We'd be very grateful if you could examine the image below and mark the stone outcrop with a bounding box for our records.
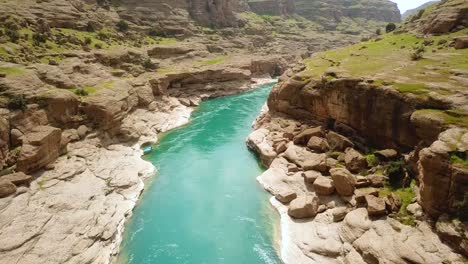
[418,128,468,218]
[268,76,422,150]
[16,126,62,173]
[287,194,319,219]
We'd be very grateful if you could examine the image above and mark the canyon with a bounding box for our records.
[0,0,466,263]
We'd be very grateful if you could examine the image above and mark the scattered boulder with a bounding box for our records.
[365,195,387,216]
[307,136,329,152]
[77,125,88,139]
[355,188,379,205]
[326,131,354,151]
[344,148,367,173]
[313,175,335,195]
[0,181,16,198]
[384,193,402,213]
[0,172,32,186]
[367,174,386,187]
[355,176,371,188]
[303,153,329,172]
[375,149,398,161]
[288,194,319,219]
[330,167,356,196]
[454,36,468,49]
[407,203,423,218]
[332,207,349,222]
[275,188,297,204]
[10,128,24,147]
[302,170,321,184]
[293,126,324,145]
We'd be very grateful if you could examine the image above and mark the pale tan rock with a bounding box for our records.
[344,148,367,173]
[0,172,32,186]
[365,195,387,216]
[275,188,297,204]
[302,170,321,184]
[313,175,335,195]
[339,208,371,243]
[0,181,16,198]
[326,131,354,151]
[288,194,319,219]
[307,136,329,152]
[293,126,324,145]
[330,167,356,196]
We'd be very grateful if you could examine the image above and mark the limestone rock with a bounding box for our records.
[0,172,32,186]
[365,195,387,216]
[355,188,379,205]
[330,167,356,196]
[246,129,277,166]
[367,174,386,187]
[375,149,398,160]
[288,194,319,219]
[307,136,329,152]
[326,131,354,151]
[339,208,371,243]
[436,214,468,256]
[275,188,297,204]
[332,207,348,222]
[344,148,367,173]
[77,125,88,139]
[302,170,321,184]
[293,126,324,145]
[384,193,402,213]
[313,175,335,195]
[0,181,16,198]
[454,36,468,49]
[16,126,62,173]
[407,203,423,217]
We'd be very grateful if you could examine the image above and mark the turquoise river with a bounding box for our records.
[119,83,281,264]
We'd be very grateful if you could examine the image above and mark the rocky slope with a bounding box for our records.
[248,0,468,262]
[402,1,439,21]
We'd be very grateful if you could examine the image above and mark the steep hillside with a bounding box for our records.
[402,1,439,21]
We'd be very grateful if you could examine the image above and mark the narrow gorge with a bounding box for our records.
[0,0,466,264]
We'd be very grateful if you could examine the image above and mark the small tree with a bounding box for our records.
[386,22,396,33]
[8,95,27,112]
[32,33,47,46]
[6,29,20,43]
[376,28,382,35]
[116,20,129,32]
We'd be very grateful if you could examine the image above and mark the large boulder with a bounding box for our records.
[326,131,354,151]
[16,126,62,173]
[365,195,387,216]
[330,167,356,196]
[246,128,277,166]
[0,172,32,186]
[288,194,319,219]
[344,148,367,173]
[0,181,16,198]
[313,175,335,195]
[293,126,324,145]
[307,136,329,152]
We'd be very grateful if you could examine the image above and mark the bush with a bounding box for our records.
[410,45,425,61]
[74,89,89,96]
[385,160,406,188]
[385,23,396,33]
[32,33,47,46]
[8,95,27,111]
[94,43,103,49]
[143,58,156,70]
[6,29,20,43]
[84,37,92,45]
[375,28,381,35]
[116,20,129,32]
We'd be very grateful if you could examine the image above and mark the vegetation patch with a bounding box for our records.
[379,180,417,226]
[450,152,468,168]
[0,67,25,75]
[414,109,468,127]
[196,56,228,66]
[393,82,428,95]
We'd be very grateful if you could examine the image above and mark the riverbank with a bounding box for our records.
[117,80,280,264]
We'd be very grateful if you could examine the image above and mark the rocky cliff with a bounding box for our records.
[249,0,468,260]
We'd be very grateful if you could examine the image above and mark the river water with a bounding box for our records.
[118,83,281,264]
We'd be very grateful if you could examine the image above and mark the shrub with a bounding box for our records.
[32,33,47,46]
[94,43,103,49]
[375,28,381,35]
[6,29,20,43]
[8,95,27,111]
[116,20,129,32]
[84,37,92,45]
[385,160,406,188]
[97,31,109,40]
[366,154,379,167]
[410,45,425,61]
[385,23,396,33]
[143,58,156,69]
[74,89,89,96]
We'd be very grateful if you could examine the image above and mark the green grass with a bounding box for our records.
[450,152,468,168]
[414,109,468,127]
[0,67,25,75]
[196,56,228,66]
[379,180,416,225]
[365,154,379,167]
[70,81,115,96]
[393,82,428,94]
